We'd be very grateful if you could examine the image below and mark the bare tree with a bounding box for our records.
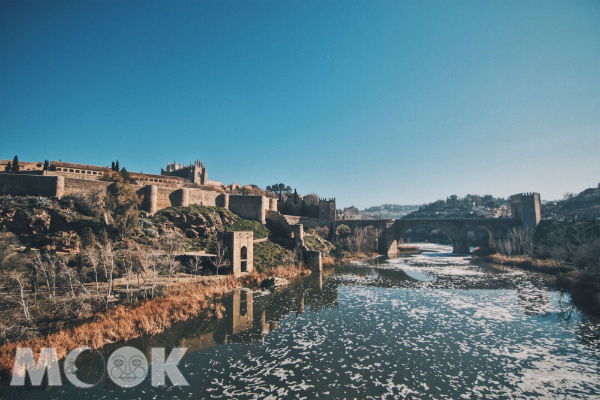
[83,247,101,298]
[212,239,230,275]
[162,233,183,285]
[507,227,535,257]
[97,241,116,309]
[9,272,30,321]
[188,256,202,281]
[59,255,76,297]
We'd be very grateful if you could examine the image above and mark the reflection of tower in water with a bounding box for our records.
[517,284,550,316]
[231,289,254,335]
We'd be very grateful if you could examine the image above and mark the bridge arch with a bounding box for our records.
[378,218,521,256]
[397,222,454,248]
[463,223,495,248]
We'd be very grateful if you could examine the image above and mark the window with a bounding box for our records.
[240,246,248,273]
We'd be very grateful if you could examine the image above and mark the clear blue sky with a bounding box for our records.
[1,1,598,208]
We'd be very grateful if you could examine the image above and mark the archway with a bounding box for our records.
[401,224,452,246]
[240,246,248,272]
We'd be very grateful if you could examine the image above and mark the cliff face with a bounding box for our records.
[0,196,93,251]
[152,205,269,240]
[0,196,269,254]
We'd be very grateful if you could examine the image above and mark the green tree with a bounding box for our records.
[43,160,49,171]
[111,161,115,171]
[120,167,131,183]
[5,161,11,172]
[106,182,140,238]
[115,160,120,172]
[12,155,19,171]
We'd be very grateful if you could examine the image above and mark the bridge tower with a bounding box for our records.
[510,193,541,228]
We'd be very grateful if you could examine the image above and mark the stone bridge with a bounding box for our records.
[334,218,522,255]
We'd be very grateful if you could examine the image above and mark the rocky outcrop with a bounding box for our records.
[153,207,238,238]
[261,277,290,288]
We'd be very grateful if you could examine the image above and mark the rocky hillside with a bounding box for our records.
[0,195,100,252]
[0,196,269,253]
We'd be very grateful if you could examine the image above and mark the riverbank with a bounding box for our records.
[482,254,566,274]
[482,253,600,316]
[0,266,311,377]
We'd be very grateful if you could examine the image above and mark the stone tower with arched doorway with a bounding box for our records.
[226,231,254,277]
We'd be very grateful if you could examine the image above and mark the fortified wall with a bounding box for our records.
[0,173,275,224]
[0,174,65,197]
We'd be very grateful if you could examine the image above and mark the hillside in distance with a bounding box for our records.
[404,194,510,219]
[361,204,419,219]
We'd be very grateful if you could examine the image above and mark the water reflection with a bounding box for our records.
[4,244,600,399]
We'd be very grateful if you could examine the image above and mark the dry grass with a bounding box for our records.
[398,245,420,254]
[0,265,311,377]
[0,278,240,376]
[322,256,335,267]
[484,254,564,273]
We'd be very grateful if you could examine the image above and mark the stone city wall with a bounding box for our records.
[0,173,273,224]
[188,189,221,207]
[0,173,64,197]
[62,178,111,196]
[229,195,269,224]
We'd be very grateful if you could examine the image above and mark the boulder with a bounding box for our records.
[261,277,290,288]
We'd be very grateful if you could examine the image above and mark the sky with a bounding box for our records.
[1,0,598,209]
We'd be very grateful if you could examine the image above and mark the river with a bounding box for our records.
[4,243,600,399]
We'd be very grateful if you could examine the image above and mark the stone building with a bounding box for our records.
[0,159,44,172]
[161,160,208,186]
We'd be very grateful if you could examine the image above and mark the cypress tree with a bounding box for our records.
[12,155,19,171]
[5,162,11,172]
[43,160,49,171]
[115,160,120,172]
[111,161,115,171]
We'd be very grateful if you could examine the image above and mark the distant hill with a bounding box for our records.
[543,184,600,221]
[361,204,419,219]
[404,194,509,219]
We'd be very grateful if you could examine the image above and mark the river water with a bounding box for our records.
[4,243,600,399]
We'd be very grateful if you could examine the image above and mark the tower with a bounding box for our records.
[510,193,541,228]
[226,231,254,276]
